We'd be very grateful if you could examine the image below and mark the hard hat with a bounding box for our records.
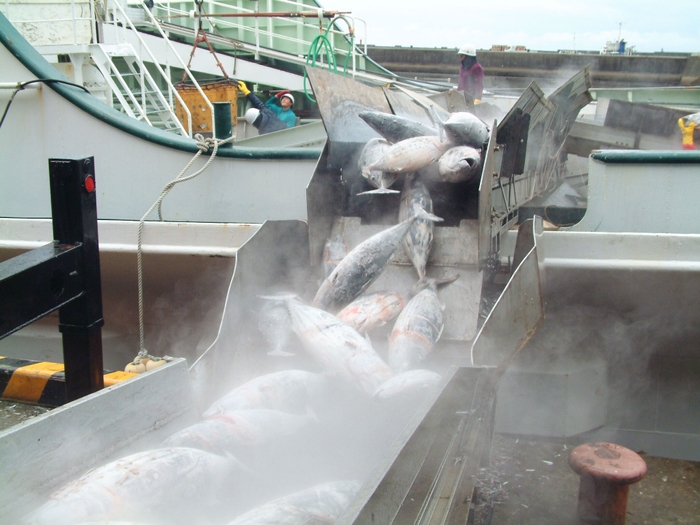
[281,93,294,105]
[245,108,260,125]
[457,44,477,56]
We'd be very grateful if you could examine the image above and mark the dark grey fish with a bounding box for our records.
[437,145,482,183]
[399,173,436,283]
[357,137,400,195]
[312,209,442,313]
[443,112,490,148]
[359,110,438,143]
[225,480,361,525]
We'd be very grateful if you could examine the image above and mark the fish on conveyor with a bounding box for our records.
[442,112,490,148]
[359,110,438,143]
[437,145,482,183]
[257,296,295,356]
[387,277,458,373]
[285,298,394,396]
[363,135,454,175]
[323,234,348,278]
[225,480,361,525]
[202,369,328,417]
[22,447,248,525]
[335,290,411,334]
[356,137,400,195]
[313,209,442,313]
[399,173,437,283]
[373,369,442,402]
[161,409,319,453]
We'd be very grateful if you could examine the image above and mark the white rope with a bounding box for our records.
[135,133,236,361]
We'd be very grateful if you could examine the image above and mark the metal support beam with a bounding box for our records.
[0,157,104,402]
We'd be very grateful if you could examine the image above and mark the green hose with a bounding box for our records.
[303,16,355,103]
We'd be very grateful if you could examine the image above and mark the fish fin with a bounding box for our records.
[412,206,444,223]
[267,348,296,357]
[357,187,400,196]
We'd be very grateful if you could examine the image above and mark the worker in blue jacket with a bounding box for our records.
[238,80,287,135]
[265,89,297,128]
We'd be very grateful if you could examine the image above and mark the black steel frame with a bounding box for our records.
[0,157,104,401]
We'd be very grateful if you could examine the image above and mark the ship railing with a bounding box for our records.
[149,0,366,77]
[103,0,220,137]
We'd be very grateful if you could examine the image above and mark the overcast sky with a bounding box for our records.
[321,0,700,54]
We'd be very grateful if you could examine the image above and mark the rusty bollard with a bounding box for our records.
[569,442,647,524]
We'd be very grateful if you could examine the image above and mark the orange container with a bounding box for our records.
[175,79,238,135]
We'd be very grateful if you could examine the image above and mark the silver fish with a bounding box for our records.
[313,210,441,312]
[258,296,295,357]
[373,369,442,402]
[323,234,348,278]
[226,480,361,525]
[437,145,482,183]
[23,447,246,525]
[388,279,452,373]
[357,137,400,195]
[364,135,454,175]
[203,369,328,417]
[442,112,490,148]
[285,299,394,396]
[161,409,319,452]
[359,110,438,143]
[336,290,410,334]
[683,111,700,126]
[399,173,437,283]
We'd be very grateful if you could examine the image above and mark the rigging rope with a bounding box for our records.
[132,133,235,369]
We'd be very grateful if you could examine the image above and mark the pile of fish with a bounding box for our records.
[20,108,490,525]
[357,109,488,194]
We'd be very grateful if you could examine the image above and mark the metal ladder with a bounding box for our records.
[90,43,188,135]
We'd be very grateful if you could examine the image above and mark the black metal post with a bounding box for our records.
[49,157,105,401]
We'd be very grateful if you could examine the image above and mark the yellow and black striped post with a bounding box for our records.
[0,356,136,407]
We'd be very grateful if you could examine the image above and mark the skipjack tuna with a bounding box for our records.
[313,210,441,313]
[161,408,319,452]
[442,112,490,148]
[225,480,361,525]
[373,369,443,403]
[399,173,437,283]
[335,290,411,334]
[357,137,400,195]
[285,298,394,396]
[437,145,482,183]
[21,447,248,525]
[358,110,438,143]
[203,369,328,417]
[388,277,458,373]
[363,135,454,175]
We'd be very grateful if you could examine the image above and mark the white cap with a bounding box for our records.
[457,44,477,56]
[281,93,294,105]
[245,108,260,125]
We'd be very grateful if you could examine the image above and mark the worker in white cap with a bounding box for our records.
[457,44,484,103]
[264,89,297,128]
[238,80,288,135]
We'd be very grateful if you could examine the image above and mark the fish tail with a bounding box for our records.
[267,348,296,357]
[357,187,401,196]
[412,206,443,223]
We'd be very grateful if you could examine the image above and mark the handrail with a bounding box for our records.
[106,0,216,136]
[0,11,323,159]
